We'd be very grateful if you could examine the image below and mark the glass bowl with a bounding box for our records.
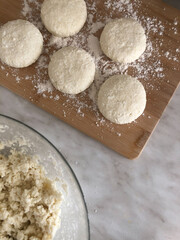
[0,114,90,240]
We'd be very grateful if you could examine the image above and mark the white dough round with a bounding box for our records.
[48,46,95,94]
[100,18,146,63]
[0,19,43,68]
[41,0,87,37]
[98,75,146,124]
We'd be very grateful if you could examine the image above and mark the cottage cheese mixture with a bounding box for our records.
[0,151,62,240]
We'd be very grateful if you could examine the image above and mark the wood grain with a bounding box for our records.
[0,0,179,159]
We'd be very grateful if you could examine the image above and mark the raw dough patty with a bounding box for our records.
[98,74,146,124]
[48,46,95,94]
[0,19,43,68]
[41,0,87,37]
[100,18,146,63]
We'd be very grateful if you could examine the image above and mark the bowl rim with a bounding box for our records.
[0,113,90,240]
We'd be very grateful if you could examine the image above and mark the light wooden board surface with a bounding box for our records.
[0,0,179,159]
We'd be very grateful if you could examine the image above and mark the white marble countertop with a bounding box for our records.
[0,85,180,239]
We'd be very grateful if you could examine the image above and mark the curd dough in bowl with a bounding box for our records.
[0,151,62,240]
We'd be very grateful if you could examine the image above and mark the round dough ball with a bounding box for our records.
[0,19,43,68]
[48,46,95,94]
[41,0,87,37]
[100,18,146,63]
[98,75,146,124]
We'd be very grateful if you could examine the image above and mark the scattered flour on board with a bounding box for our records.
[0,0,179,132]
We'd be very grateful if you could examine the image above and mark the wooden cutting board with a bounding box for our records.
[0,0,179,159]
